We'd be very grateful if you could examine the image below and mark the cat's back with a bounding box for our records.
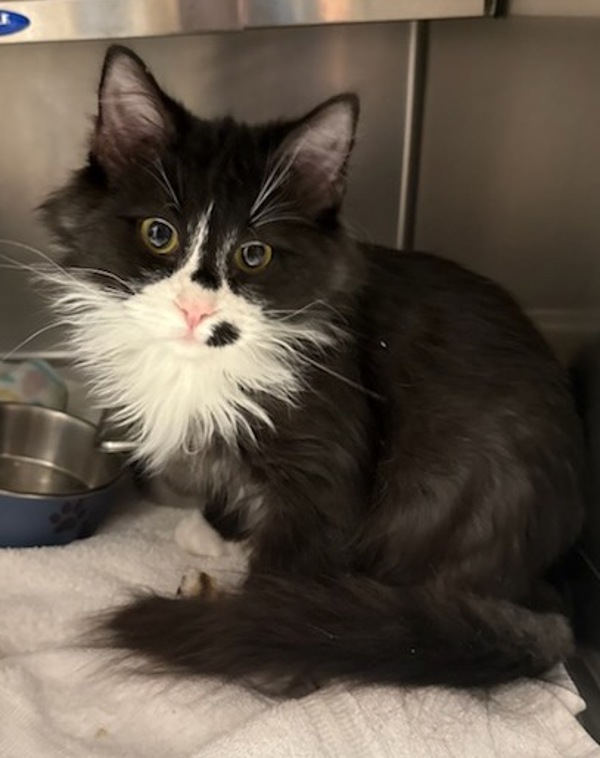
[361,245,558,372]
[359,244,581,474]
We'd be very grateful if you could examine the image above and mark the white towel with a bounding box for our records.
[0,496,598,758]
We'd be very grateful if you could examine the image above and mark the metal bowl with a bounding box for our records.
[0,402,126,548]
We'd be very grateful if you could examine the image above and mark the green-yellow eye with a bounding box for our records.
[234,242,272,273]
[140,218,179,255]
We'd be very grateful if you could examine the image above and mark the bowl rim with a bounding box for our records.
[0,402,126,500]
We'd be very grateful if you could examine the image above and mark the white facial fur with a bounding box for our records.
[45,212,334,471]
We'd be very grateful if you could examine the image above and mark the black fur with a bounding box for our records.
[103,577,573,692]
[191,267,220,291]
[203,490,249,541]
[43,46,584,695]
[206,322,240,348]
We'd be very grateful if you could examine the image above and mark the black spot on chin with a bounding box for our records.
[207,322,240,348]
[191,267,220,290]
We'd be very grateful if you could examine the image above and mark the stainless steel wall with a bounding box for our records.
[418,16,600,359]
[0,23,409,356]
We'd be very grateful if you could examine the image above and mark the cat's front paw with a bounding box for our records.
[176,569,219,599]
[174,510,234,558]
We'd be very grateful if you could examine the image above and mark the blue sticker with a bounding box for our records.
[0,10,30,36]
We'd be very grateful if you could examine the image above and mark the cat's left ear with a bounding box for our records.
[92,45,174,173]
[278,94,359,219]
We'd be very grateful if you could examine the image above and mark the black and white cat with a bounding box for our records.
[42,45,583,694]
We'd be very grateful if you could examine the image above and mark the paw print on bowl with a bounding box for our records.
[49,499,91,537]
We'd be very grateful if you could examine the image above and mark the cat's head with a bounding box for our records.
[41,45,363,469]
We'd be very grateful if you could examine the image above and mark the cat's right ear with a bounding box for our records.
[92,46,173,173]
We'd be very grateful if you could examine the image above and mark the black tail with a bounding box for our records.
[101,576,574,694]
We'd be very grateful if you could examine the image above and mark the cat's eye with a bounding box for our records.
[140,218,179,255]
[234,242,273,273]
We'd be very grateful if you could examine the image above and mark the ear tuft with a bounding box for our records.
[92,45,172,173]
[278,94,359,218]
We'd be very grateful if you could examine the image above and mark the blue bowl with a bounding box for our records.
[0,403,126,548]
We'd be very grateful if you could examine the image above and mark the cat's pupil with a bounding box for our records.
[241,243,267,268]
[148,221,173,249]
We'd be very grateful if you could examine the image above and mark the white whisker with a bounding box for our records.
[0,254,71,284]
[155,158,182,212]
[252,213,306,230]
[0,322,63,363]
[0,258,47,276]
[298,353,383,401]
[265,299,351,327]
[175,160,184,204]
[0,239,66,275]
[250,149,296,223]
[141,160,182,212]
[69,266,137,294]
[0,245,130,302]
[0,240,134,306]
[251,197,293,226]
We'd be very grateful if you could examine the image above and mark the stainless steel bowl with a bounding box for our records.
[0,403,126,547]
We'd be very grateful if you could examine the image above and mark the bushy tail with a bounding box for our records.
[101,575,573,694]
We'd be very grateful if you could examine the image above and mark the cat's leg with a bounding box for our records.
[174,509,236,558]
[176,569,220,599]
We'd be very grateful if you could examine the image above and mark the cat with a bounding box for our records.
[40,44,584,695]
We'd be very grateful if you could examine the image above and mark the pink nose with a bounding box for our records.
[176,299,216,329]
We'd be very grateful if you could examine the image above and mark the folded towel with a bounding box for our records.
[0,497,598,758]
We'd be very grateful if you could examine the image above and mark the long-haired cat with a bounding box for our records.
[41,45,583,695]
